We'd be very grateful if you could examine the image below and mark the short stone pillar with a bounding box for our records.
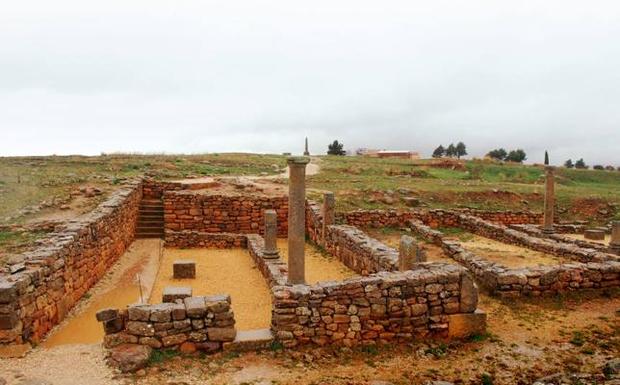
[542,166,555,234]
[584,229,605,240]
[173,260,196,279]
[321,192,335,244]
[609,221,620,255]
[399,235,425,271]
[263,209,279,258]
[287,156,310,284]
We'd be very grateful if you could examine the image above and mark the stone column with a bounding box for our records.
[398,235,417,271]
[610,221,620,255]
[263,209,279,258]
[287,156,310,284]
[543,166,555,234]
[321,192,335,245]
[303,137,310,156]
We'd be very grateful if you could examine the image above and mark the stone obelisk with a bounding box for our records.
[303,137,310,156]
[287,156,310,284]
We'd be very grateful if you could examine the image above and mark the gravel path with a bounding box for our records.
[0,344,120,385]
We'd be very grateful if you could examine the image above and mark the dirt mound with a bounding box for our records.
[428,159,466,171]
[569,197,616,219]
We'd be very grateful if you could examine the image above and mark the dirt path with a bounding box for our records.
[0,344,118,385]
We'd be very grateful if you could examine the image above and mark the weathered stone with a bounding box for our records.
[207,327,236,342]
[610,221,620,255]
[584,229,605,240]
[287,156,310,284]
[447,310,486,338]
[0,281,17,304]
[149,303,174,323]
[95,308,119,322]
[263,210,279,258]
[127,305,151,322]
[459,274,478,313]
[173,260,196,279]
[103,317,124,334]
[542,166,555,233]
[398,235,417,271]
[162,286,192,303]
[162,333,187,347]
[184,296,206,318]
[107,344,152,373]
[126,321,154,336]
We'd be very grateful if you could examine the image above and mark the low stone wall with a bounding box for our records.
[271,264,483,347]
[165,230,247,249]
[323,226,398,275]
[453,213,616,264]
[511,224,609,252]
[97,295,236,353]
[163,191,288,236]
[340,208,543,229]
[407,219,620,297]
[143,179,221,199]
[0,181,142,346]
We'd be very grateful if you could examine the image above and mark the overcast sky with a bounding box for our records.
[1,1,619,165]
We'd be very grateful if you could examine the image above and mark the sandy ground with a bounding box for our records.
[42,239,162,347]
[564,233,611,245]
[277,239,358,284]
[150,247,273,330]
[456,234,569,268]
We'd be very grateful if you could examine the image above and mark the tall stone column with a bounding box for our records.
[398,235,417,271]
[263,209,279,258]
[610,221,620,255]
[287,157,310,284]
[303,137,310,156]
[321,192,335,245]
[543,166,555,234]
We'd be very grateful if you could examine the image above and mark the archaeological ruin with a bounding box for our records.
[2,156,619,373]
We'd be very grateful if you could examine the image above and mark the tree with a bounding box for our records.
[446,143,456,158]
[575,158,587,169]
[327,140,346,156]
[605,165,615,171]
[564,159,574,168]
[593,165,604,170]
[455,142,467,159]
[432,145,445,158]
[505,149,527,163]
[487,148,507,161]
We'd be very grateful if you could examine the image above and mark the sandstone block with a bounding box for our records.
[173,260,196,279]
[447,310,486,338]
[96,308,119,322]
[184,296,207,318]
[208,327,236,342]
[162,286,192,303]
[108,344,152,373]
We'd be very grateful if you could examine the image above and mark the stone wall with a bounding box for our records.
[97,295,236,353]
[340,208,543,229]
[165,230,247,249]
[407,219,620,297]
[142,179,221,199]
[0,181,142,346]
[270,265,483,347]
[163,191,288,236]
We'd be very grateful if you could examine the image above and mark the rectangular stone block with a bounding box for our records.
[207,327,236,342]
[0,313,18,330]
[0,281,17,304]
[184,296,207,318]
[173,260,196,279]
[96,308,119,322]
[447,310,486,338]
[162,286,193,303]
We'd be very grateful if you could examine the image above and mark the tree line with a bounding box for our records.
[486,148,527,163]
[432,142,467,159]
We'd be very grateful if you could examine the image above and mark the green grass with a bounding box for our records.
[0,153,287,221]
[307,156,620,220]
[0,230,44,264]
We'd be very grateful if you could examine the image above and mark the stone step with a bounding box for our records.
[223,328,274,352]
[135,233,163,239]
[139,207,164,213]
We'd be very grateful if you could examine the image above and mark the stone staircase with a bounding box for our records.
[136,198,164,238]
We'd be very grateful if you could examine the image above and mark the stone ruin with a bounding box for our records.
[2,155,618,371]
